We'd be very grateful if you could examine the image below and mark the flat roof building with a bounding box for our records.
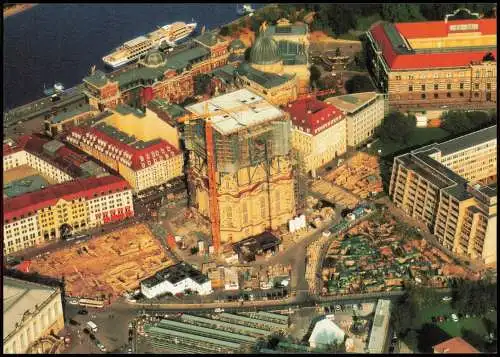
[367,299,391,353]
[389,125,497,264]
[325,92,388,148]
[141,262,212,298]
[3,277,64,354]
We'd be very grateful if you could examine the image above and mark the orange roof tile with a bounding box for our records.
[370,21,497,70]
[283,97,344,135]
[433,337,480,353]
[3,175,130,222]
[395,18,497,39]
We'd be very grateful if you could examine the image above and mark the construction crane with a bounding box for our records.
[296,88,337,101]
[177,100,271,255]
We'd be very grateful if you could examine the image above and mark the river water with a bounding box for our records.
[3,4,259,110]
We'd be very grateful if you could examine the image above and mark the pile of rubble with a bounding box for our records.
[29,224,174,300]
[325,152,383,199]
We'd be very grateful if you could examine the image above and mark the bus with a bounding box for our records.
[79,298,105,309]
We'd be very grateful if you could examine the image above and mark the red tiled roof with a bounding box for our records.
[433,337,480,354]
[370,22,497,70]
[67,126,181,171]
[15,260,32,273]
[395,18,497,39]
[3,175,130,222]
[283,97,344,135]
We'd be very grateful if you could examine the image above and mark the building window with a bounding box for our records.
[475,83,480,90]
[421,93,426,99]
[395,75,401,80]
[434,93,438,99]
[486,83,491,90]
[460,82,464,89]
[447,83,451,90]
[475,71,480,78]
[421,85,426,91]
[408,85,413,92]
[260,197,266,219]
[447,92,451,98]
[474,92,479,98]
[434,84,438,90]
[459,92,464,97]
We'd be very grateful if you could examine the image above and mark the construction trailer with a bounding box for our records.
[183,89,296,253]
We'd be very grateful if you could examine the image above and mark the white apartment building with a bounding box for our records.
[326,92,387,148]
[141,263,213,299]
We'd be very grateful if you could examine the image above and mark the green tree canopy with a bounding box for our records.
[441,110,474,135]
[219,26,230,37]
[377,111,416,144]
[310,65,322,86]
[345,75,374,93]
[194,74,212,96]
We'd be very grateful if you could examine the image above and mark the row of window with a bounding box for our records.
[394,70,494,81]
[408,83,491,91]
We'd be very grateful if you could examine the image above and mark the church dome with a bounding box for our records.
[250,35,281,66]
[141,50,166,68]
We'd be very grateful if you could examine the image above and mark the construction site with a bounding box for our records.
[28,224,175,301]
[324,152,384,199]
[182,89,297,254]
[320,209,480,296]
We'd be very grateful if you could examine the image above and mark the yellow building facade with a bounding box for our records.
[285,97,346,176]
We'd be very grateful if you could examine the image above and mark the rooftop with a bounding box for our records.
[4,175,50,198]
[4,175,130,222]
[50,104,94,124]
[367,299,391,353]
[186,88,285,135]
[264,22,308,36]
[83,70,109,88]
[236,62,294,89]
[437,125,497,156]
[195,32,226,48]
[284,97,345,135]
[369,19,497,70]
[433,337,480,354]
[147,99,186,122]
[308,318,346,347]
[3,277,60,340]
[325,92,379,114]
[141,262,209,288]
[395,18,496,39]
[232,231,281,256]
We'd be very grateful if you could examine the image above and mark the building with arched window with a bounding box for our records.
[3,277,64,354]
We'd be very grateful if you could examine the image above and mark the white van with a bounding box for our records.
[87,321,98,333]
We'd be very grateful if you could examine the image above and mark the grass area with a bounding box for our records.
[410,302,497,352]
[369,127,451,157]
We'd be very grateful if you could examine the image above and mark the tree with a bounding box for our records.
[345,75,374,93]
[309,65,322,87]
[441,110,473,135]
[219,26,230,37]
[377,111,416,144]
[244,47,252,61]
[190,247,199,255]
[193,74,212,96]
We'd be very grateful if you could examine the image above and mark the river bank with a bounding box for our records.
[3,3,37,18]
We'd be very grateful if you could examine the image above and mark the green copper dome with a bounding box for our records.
[250,35,281,65]
[141,50,166,68]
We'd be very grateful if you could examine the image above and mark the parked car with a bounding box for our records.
[83,328,90,334]
[78,309,88,315]
[322,231,331,237]
[335,305,342,311]
[214,308,224,313]
[451,313,459,322]
[431,316,437,323]
[442,296,452,302]
[69,319,80,326]
[89,333,96,341]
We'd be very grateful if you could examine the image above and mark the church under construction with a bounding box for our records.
[183,89,296,247]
